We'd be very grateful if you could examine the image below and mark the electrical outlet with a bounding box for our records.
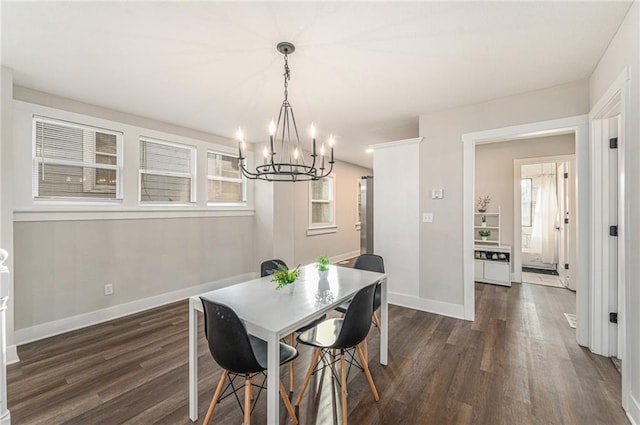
[423,213,433,223]
[104,284,113,296]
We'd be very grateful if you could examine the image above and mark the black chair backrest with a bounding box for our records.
[354,254,384,311]
[353,254,384,273]
[332,283,377,349]
[261,259,288,277]
[200,297,264,374]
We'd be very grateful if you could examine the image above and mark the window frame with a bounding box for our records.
[307,175,337,235]
[32,115,124,202]
[206,150,247,206]
[138,136,197,206]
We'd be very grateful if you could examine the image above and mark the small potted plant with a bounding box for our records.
[476,195,491,213]
[271,264,300,290]
[316,255,331,279]
[481,216,487,227]
[479,230,491,241]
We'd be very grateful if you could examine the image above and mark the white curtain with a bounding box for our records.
[530,174,559,264]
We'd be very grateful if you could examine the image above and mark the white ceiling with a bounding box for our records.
[1,1,631,168]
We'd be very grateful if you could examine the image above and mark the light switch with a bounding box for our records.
[432,189,444,199]
[423,213,433,223]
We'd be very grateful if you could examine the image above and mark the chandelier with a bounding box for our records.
[236,42,334,182]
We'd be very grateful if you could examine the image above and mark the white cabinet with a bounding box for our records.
[474,245,511,286]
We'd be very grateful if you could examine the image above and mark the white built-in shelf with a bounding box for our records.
[474,206,501,246]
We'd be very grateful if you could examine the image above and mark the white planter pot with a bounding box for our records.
[481,237,487,241]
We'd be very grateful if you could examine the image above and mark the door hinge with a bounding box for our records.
[564,263,569,270]
[610,225,618,237]
[564,218,569,224]
[564,172,569,179]
[609,312,618,324]
[609,137,618,149]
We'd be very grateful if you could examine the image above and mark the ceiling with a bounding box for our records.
[1,1,631,168]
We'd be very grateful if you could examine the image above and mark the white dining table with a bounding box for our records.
[188,263,388,424]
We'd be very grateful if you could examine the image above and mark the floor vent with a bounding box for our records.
[564,313,576,329]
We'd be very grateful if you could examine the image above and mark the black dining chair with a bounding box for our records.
[335,254,385,326]
[260,258,328,393]
[295,283,380,425]
[200,298,298,425]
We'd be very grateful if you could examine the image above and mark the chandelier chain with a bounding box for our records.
[283,53,290,101]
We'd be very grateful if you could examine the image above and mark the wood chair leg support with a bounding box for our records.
[203,370,229,425]
[295,348,322,406]
[340,351,348,425]
[372,312,382,331]
[244,375,252,424]
[280,380,299,424]
[289,333,296,394]
[356,345,379,401]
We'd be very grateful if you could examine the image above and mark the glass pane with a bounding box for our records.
[312,202,330,224]
[95,133,117,155]
[208,180,243,203]
[140,140,191,174]
[96,153,117,165]
[208,153,241,179]
[36,120,119,162]
[37,163,116,199]
[311,178,330,200]
[521,178,532,227]
[140,174,191,202]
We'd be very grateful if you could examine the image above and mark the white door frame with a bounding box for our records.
[462,115,590,348]
[513,154,576,284]
[589,67,629,411]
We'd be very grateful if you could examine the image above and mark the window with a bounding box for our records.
[33,116,122,200]
[521,178,532,227]
[207,151,245,204]
[309,176,335,228]
[139,138,196,203]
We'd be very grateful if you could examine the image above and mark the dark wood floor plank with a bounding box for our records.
[7,281,630,424]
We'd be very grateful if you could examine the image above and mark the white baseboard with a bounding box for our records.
[331,250,360,263]
[13,272,258,349]
[388,291,465,320]
[628,392,640,425]
[6,345,18,365]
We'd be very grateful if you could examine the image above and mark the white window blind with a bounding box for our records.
[207,151,245,204]
[309,176,335,226]
[33,116,122,200]
[139,138,195,203]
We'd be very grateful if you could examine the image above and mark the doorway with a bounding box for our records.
[515,156,576,290]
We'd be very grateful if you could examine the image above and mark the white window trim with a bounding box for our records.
[207,150,247,206]
[32,115,124,202]
[139,136,197,206]
[307,175,337,236]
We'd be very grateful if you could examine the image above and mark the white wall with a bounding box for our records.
[475,134,575,249]
[373,139,421,307]
[590,2,640,422]
[418,79,589,307]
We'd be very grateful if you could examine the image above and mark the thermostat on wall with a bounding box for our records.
[431,189,444,199]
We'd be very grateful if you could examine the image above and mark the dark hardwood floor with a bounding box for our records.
[8,281,628,424]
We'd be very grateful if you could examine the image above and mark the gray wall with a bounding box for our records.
[14,216,254,330]
[418,79,589,306]
[475,134,575,248]
[589,2,640,420]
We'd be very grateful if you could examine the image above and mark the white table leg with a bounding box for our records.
[266,332,280,425]
[189,297,199,421]
[380,278,388,365]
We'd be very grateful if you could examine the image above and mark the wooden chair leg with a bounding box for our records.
[280,380,299,424]
[340,350,348,425]
[372,312,382,331]
[203,370,228,425]
[356,345,379,401]
[363,338,369,364]
[289,333,296,394]
[244,375,251,425]
[295,348,322,406]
